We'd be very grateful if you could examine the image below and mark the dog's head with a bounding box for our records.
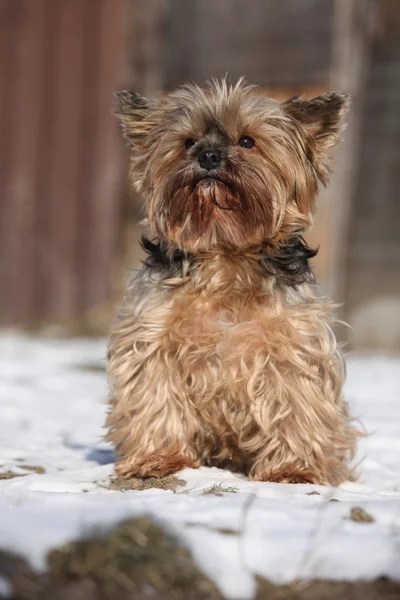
[115,79,349,252]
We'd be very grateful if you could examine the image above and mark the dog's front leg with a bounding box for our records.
[106,300,200,478]
[245,366,357,486]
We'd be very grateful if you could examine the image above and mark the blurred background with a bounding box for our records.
[0,0,399,351]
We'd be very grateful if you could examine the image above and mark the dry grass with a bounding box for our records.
[201,483,239,496]
[0,470,25,480]
[106,474,186,492]
[0,465,46,479]
[19,465,46,475]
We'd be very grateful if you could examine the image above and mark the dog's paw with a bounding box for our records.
[115,454,199,479]
[269,473,318,484]
[250,466,325,485]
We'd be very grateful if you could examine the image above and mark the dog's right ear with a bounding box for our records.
[113,90,152,148]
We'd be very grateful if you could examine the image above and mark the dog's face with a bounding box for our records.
[115,80,349,252]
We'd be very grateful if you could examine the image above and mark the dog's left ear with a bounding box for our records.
[113,90,152,148]
[282,92,350,148]
[282,92,350,182]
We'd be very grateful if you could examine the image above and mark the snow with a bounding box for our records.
[1,333,400,599]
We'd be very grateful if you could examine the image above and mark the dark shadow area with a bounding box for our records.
[63,439,116,465]
[86,448,116,465]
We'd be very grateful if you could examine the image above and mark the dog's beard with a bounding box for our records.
[171,176,241,225]
[152,169,279,251]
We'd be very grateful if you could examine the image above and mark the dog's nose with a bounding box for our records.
[198,149,221,171]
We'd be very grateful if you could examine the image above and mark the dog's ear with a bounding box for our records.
[282,92,349,183]
[113,90,153,148]
[282,92,349,147]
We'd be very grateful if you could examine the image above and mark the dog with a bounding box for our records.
[106,78,360,485]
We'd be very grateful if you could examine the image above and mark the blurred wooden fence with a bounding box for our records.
[346,0,400,348]
[0,0,124,325]
[2,0,397,350]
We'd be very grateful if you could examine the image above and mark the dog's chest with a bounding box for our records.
[170,291,271,364]
[165,255,283,368]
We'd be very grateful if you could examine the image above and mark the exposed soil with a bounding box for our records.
[0,516,220,600]
[0,516,399,600]
[256,578,400,599]
[348,507,375,523]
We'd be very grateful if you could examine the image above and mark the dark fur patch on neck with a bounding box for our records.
[141,236,192,278]
[261,237,317,287]
[141,235,317,287]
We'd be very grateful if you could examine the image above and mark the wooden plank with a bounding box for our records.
[0,2,15,208]
[345,1,400,349]
[323,0,375,306]
[80,0,124,311]
[74,0,100,314]
[125,0,166,92]
[0,0,47,324]
[33,0,59,322]
[39,0,86,320]
[0,2,21,323]
[165,0,334,88]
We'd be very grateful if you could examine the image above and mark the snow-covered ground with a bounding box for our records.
[0,333,399,599]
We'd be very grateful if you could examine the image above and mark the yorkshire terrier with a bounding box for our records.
[106,79,360,485]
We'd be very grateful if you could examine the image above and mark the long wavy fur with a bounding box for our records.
[107,79,360,485]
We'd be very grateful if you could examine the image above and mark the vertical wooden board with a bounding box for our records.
[345,1,400,349]
[0,2,21,322]
[74,0,99,314]
[33,0,59,322]
[0,0,47,324]
[125,0,167,92]
[80,0,124,311]
[0,2,20,205]
[39,0,86,320]
[164,0,334,88]
[325,0,373,306]
[0,2,13,204]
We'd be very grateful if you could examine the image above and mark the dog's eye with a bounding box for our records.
[239,136,255,149]
[184,138,196,150]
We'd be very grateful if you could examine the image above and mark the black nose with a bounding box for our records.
[198,149,221,171]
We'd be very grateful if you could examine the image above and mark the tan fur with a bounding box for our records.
[107,79,361,485]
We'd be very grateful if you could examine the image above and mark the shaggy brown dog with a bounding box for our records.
[107,79,360,485]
